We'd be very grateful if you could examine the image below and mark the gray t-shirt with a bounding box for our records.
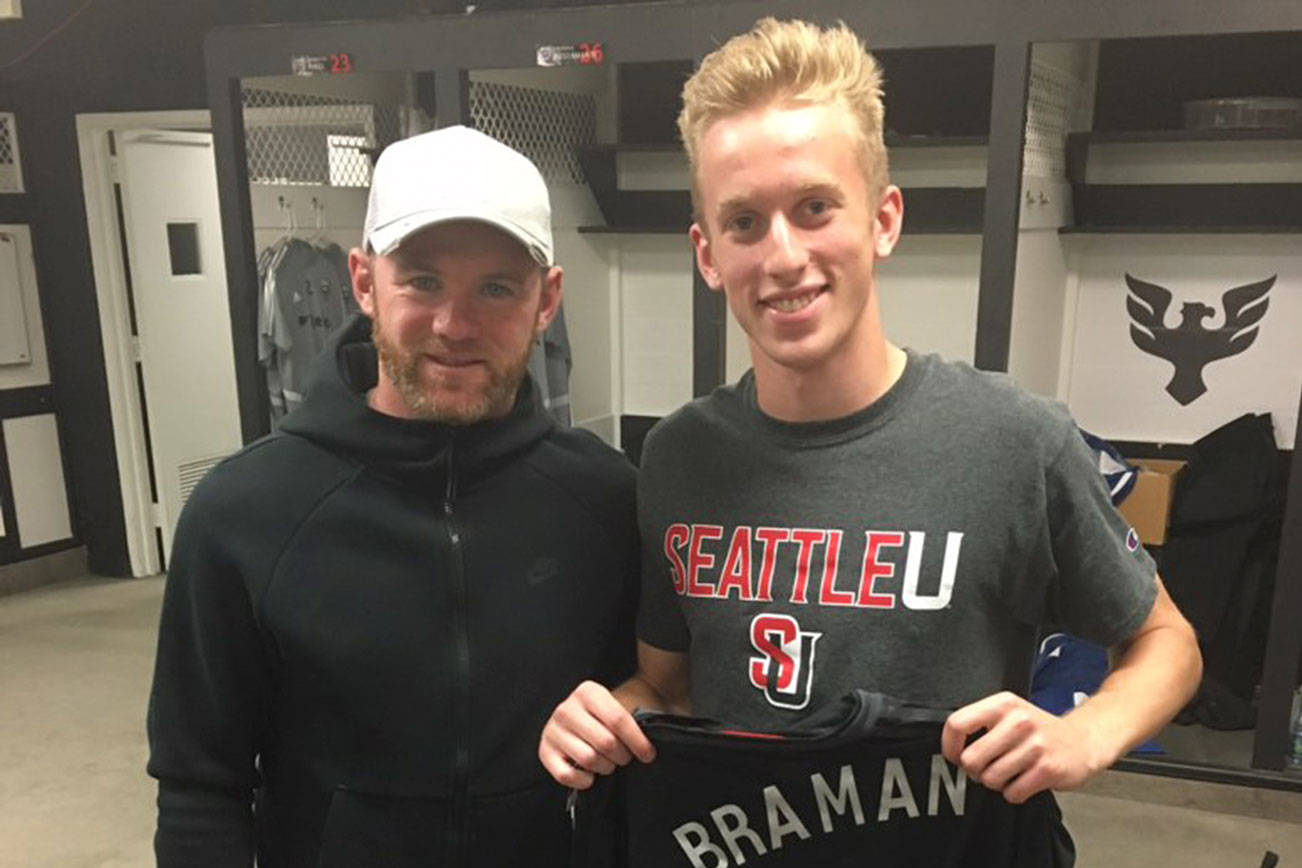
[636,351,1157,730]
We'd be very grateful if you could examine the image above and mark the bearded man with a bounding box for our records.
[147,126,639,868]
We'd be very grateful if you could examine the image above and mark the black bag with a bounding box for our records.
[1158,413,1284,730]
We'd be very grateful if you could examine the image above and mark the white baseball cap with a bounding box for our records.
[363,125,554,265]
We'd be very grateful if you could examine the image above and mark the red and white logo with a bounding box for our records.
[748,613,822,710]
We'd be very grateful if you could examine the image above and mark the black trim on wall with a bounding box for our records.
[973,40,1029,373]
[692,256,726,398]
[207,69,267,446]
[1116,756,1302,794]
[0,386,56,419]
[434,66,470,129]
[0,199,35,223]
[1093,33,1302,134]
[619,414,661,467]
[0,421,18,561]
[1071,184,1302,232]
[0,537,82,568]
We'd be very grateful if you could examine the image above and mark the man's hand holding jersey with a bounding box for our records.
[540,643,689,788]
[539,680,655,789]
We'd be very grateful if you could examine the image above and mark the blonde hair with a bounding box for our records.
[677,17,889,217]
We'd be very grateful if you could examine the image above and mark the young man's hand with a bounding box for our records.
[538,680,656,790]
[941,691,1107,804]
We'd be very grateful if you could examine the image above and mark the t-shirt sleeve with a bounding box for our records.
[1042,424,1158,647]
[634,434,691,653]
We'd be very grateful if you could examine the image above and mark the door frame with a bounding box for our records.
[76,110,211,578]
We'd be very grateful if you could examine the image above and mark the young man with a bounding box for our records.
[148,126,639,867]
[540,17,1200,810]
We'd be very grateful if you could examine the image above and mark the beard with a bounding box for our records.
[371,315,535,425]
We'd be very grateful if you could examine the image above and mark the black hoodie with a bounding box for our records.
[147,316,639,867]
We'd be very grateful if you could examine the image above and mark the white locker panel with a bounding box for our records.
[0,225,50,388]
[551,185,617,437]
[890,145,987,188]
[618,150,689,191]
[620,236,694,417]
[876,234,982,365]
[1085,140,1302,185]
[3,414,72,548]
[1065,235,1301,448]
[725,303,751,384]
[0,231,30,365]
[1008,229,1073,399]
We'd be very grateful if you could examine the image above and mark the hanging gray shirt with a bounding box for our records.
[636,351,1157,730]
[260,239,357,420]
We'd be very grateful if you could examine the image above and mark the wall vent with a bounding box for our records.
[177,453,230,506]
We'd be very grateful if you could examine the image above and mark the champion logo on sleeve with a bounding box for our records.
[1125,528,1140,552]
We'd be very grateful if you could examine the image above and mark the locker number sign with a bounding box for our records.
[536,43,605,67]
[292,53,355,76]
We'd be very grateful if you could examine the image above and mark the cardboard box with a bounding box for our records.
[1118,458,1186,546]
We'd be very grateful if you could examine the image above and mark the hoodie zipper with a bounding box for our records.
[444,440,471,863]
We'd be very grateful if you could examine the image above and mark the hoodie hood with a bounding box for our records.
[278,314,554,486]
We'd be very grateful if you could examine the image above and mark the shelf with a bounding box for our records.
[577,225,686,235]
[1061,225,1302,235]
[885,133,989,148]
[1068,183,1302,232]
[577,143,682,154]
[577,134,989,155]
[1073,128,1302,146]
[900,187,985,233]
[575,187,985,236]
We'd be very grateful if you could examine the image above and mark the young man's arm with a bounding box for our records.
[539,641,690,789]
[941,575,1200,804]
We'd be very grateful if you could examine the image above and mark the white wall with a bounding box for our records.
[1085,140,1302,185]
[1008,229,1072,398]
[0,226,50,390]
[249,185,368,259]
[553,187,619,441]
[877,234,981,364]
[4,414,72,548]
[617,235,694,417]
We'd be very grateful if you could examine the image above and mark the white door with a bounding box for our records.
[117,130,242,564]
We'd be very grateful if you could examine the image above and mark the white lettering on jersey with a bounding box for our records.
[811,764,866,832]
[878,758,920,820]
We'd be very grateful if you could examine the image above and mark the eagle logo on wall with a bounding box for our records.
[1125,273,1275,406]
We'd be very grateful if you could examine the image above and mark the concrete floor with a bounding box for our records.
[2,576,1300,868]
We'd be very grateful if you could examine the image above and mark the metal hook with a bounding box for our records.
[278,196,296,233]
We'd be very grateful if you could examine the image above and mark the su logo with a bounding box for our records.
[748,613,822,710]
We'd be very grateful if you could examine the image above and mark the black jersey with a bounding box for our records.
[572,691,1074,868]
